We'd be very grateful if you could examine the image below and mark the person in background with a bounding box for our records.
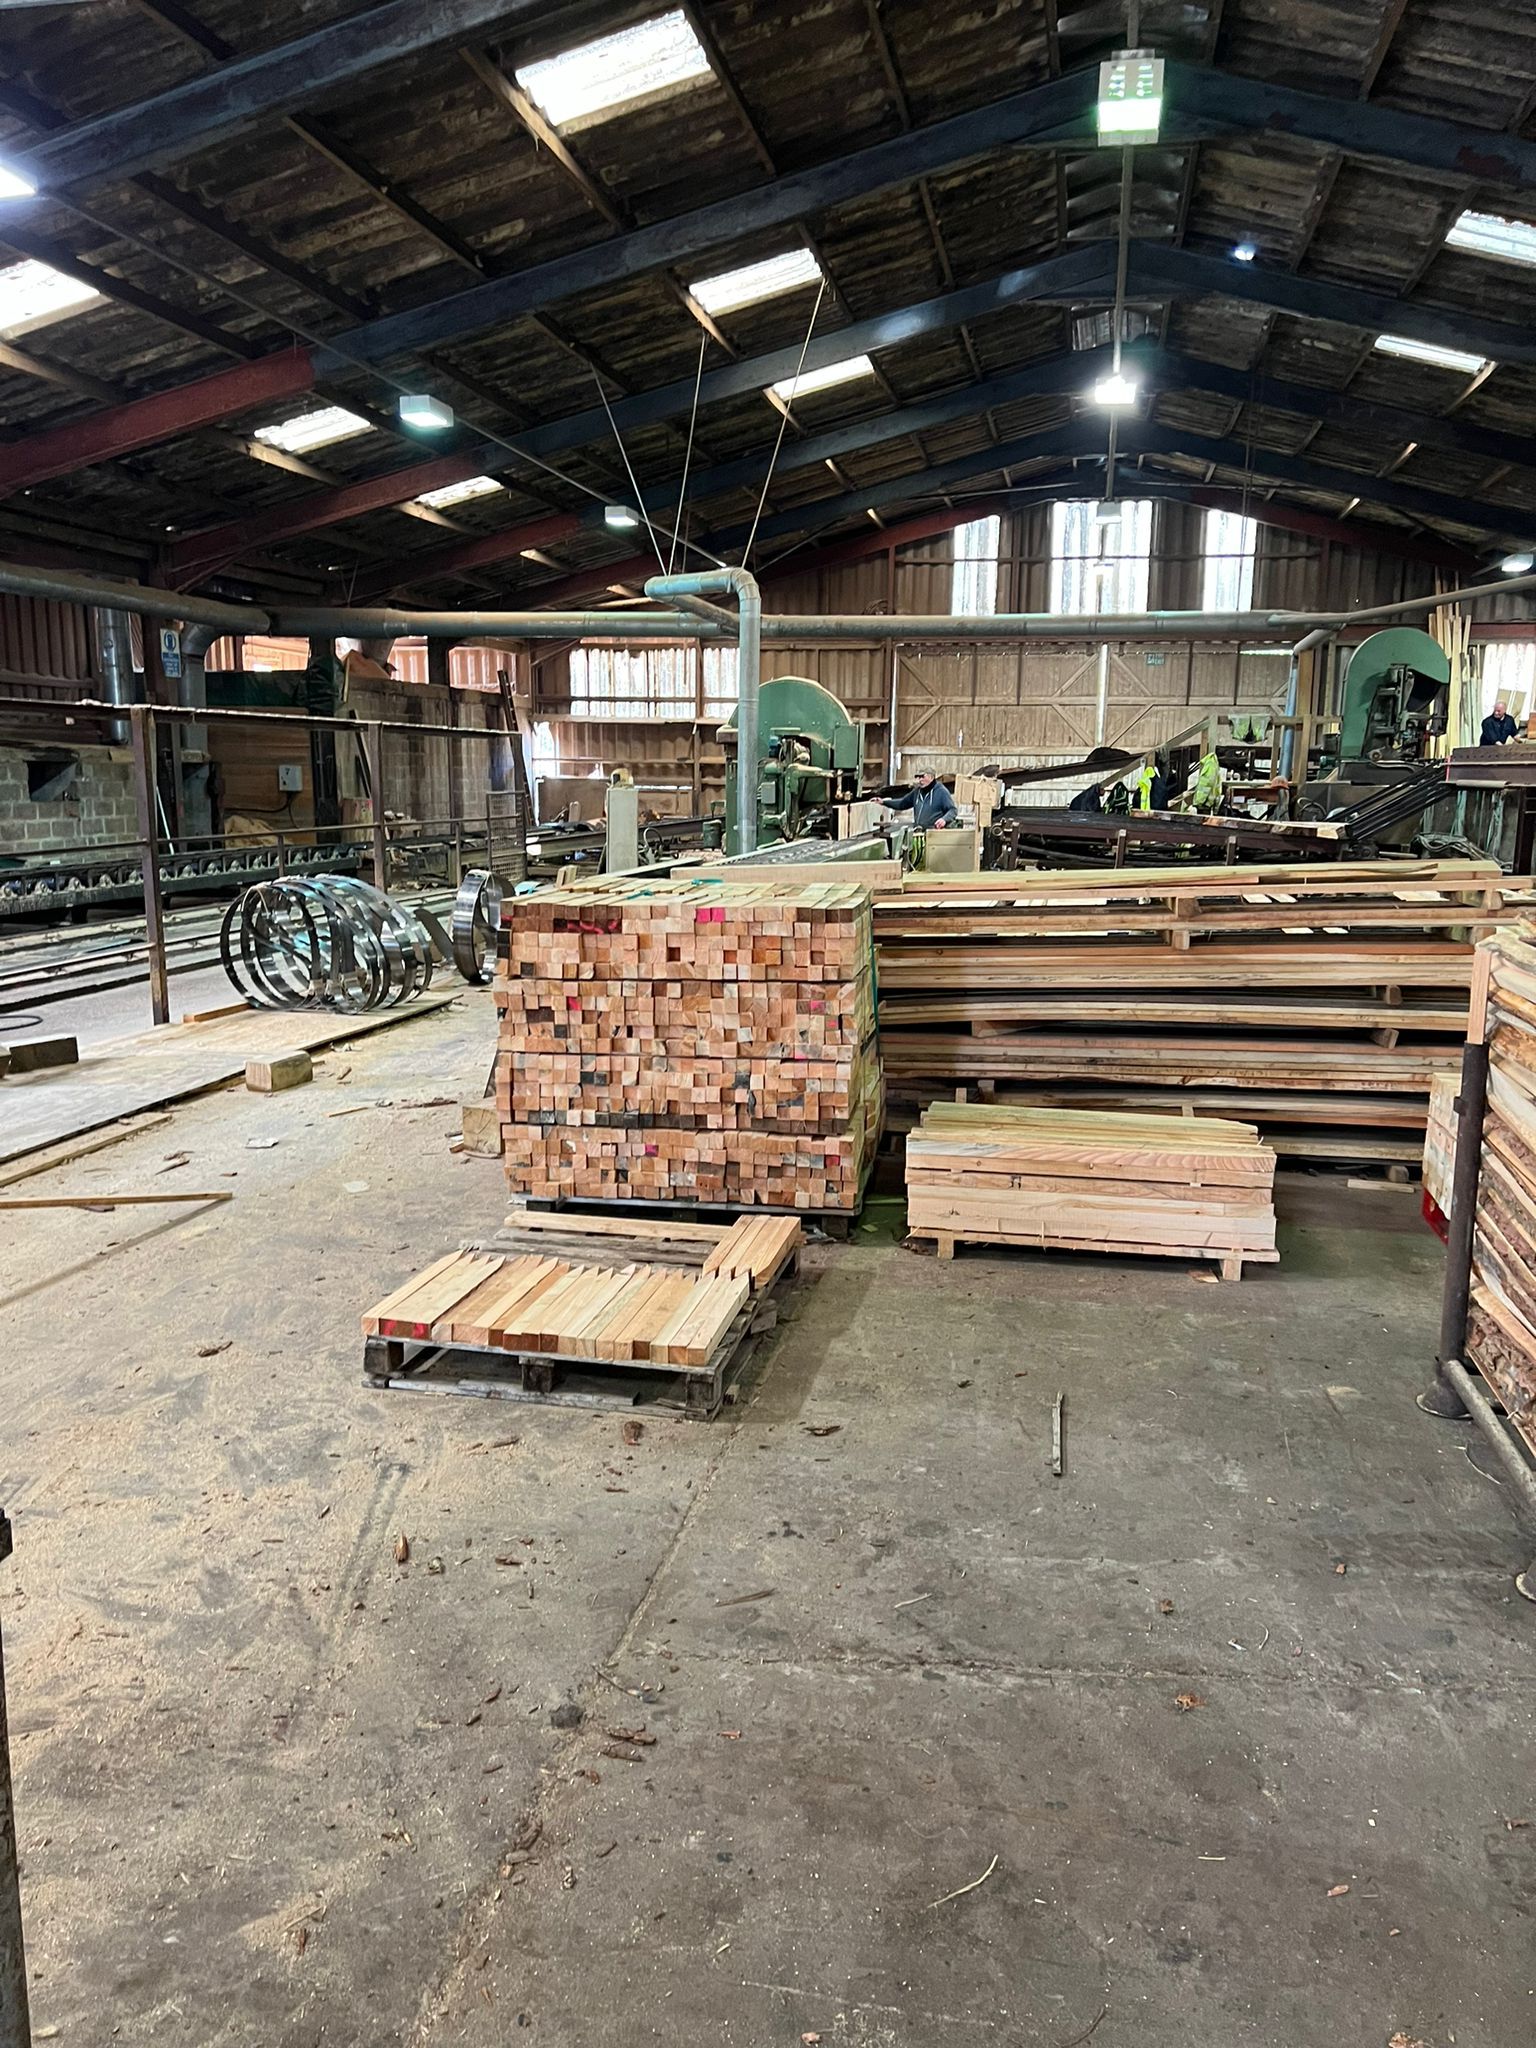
[1481,698,1520,746]
[884,770,959,830]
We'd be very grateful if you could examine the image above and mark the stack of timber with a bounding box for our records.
[496,878,881,1211]
[904,1102,1277,1279]
[1464,924,1536,1451]
[361,1211,802,1415]
[875,859,1533,1166]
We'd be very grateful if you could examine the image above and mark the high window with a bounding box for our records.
[1049,500,1153,614]
[950,516,1001,615]
[568,645,694,719]
[1202,508,1258,611]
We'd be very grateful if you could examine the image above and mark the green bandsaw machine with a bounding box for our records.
[719,676,868,846]
[1335,627,1451,767]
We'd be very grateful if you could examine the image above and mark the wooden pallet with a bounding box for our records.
[904,1102,1278,1281]
[361,1213,802,1417]
[908,1227,1266,1282]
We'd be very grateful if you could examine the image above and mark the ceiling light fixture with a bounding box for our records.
[1500,551,1534,574]
[0,163,36,201]
[398,394,454,430]
[1091,371,1141,409]
[1232,242,1257,263]
[605,504,640,530]
[1097,51,1163,140]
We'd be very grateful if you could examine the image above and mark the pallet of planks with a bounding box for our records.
[874,859,1536,1167]
[1462,924,1536,1454]
[496,876,882,1213]
[904,1101,1278,1279]
[360,1210,802,1417]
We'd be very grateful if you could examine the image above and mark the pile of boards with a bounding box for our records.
[363,1213,802,1367]
[875,859,1531,1166]
[495,877,882,1211]
[905,1101,1277,1279]
[1463,923,1536,1451]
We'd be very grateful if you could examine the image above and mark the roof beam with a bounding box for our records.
[1130,422,1536,547]
[1131,244,1536,366]
[17,0,555,193]
[160,248,1114,576]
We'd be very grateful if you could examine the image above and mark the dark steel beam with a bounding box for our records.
[1167,59,1536,190]
[1131,244,1536,367]
[322,72,1099,369]
[161,248,1114,575]
[18,0,556,192]
[1130,421,1536,546]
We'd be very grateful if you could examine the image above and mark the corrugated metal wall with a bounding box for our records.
[0,593,96,687]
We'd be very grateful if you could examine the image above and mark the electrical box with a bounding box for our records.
[277,762,304,794]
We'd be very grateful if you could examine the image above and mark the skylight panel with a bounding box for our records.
[515,11,712,129]
[1373,334,1489,376]
[1445,210,1536,269]
[769,354,875,402]
[690,248,823,316]
[415,475,504,510]
[0,258,99,339]
[254,405,371,455]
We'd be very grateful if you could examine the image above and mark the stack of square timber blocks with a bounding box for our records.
[496,878,882,1211]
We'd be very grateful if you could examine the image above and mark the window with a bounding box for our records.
[1373,334,1489,376]
[690,249,822,316]
[0,258,98,339]
[1482,642,1536,723]
[569,644,694,719]
[769,354,875,403]
[255,405,370,455]
[1049,500,1153,615]
[414,475,503,510]
[1446,210,1536,269]
[702,647,738,716]
[950,515,1001,616]
[515,11,711,129]
[1202,508,1257,611]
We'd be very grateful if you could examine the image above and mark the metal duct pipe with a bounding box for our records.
[268,606,717,640]
[646,569,762,855]
[12,563,263,633]
[1279,626,1333,780]
[92,606,135,745]
[179,623,217,710]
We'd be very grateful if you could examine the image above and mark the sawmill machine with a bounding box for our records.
[1298,626,1454,843]
[719,676,868,846]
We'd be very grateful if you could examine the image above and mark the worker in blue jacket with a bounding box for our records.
[1481,699,1519,746]
[885,770,959,830]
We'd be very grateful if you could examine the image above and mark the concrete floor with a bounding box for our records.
[2,991,1533,2046]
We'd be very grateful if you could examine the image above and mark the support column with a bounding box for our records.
[363,721,388,892]
[130,704,170,1028]
[0,1512,28,2048]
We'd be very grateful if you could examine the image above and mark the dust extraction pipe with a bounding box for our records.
[645,570,762,855]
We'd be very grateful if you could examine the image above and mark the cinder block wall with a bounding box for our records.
[0,745,139,856]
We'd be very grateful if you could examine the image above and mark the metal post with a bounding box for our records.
[643,570,761,855]
[130,705,171,1028]
[1420,1038,1491,1420]
[0,1512,31,2048]
[363,721,388,893]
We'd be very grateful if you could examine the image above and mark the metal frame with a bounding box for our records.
[0,1511,26,2048]
[1420,1035,1536,1598]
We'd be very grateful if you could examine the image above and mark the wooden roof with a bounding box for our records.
[0,0,1533,605]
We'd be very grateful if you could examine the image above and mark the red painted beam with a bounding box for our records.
[0,351,316,497]
[165,444,493,582]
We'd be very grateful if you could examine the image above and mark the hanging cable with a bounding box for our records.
[667,329,708,576]
[740,276,828,566]
[591,366,668,576]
